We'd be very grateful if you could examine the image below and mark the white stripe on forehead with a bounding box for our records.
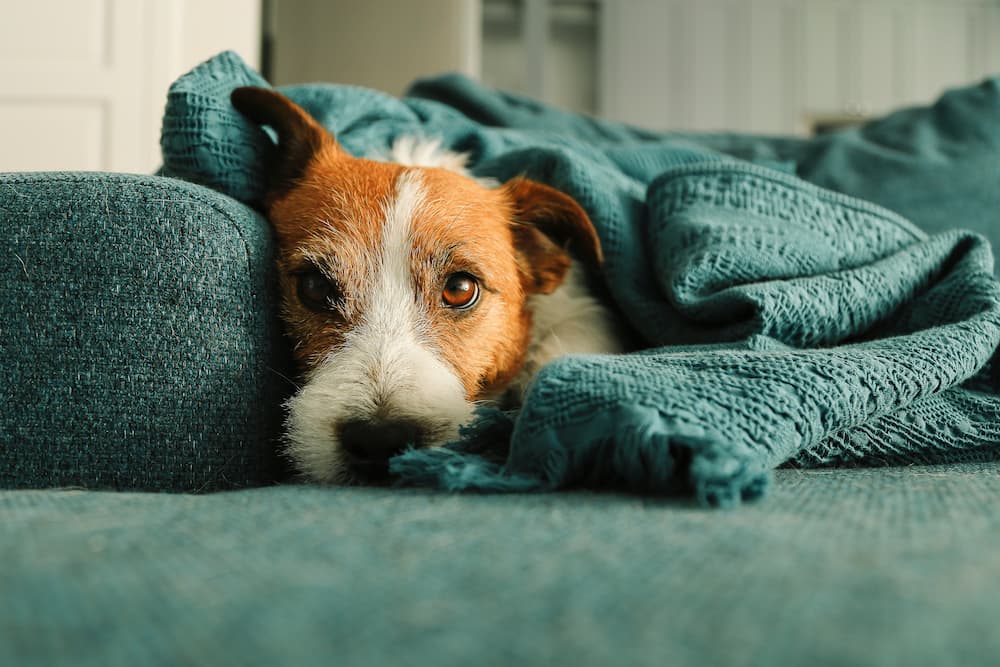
[364,170,424,335]
[384,171,423,298]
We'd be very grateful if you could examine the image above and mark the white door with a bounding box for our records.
[0,0,260,174]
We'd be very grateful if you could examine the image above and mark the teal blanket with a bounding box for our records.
[161,52,1000,505]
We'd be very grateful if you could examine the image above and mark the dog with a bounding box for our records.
[231,87,628,484]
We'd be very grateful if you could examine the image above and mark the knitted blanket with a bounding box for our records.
[161,52,1000,505]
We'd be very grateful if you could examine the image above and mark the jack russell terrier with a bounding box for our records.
[231,87,628,484]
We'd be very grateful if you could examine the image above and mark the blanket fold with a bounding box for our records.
[160,52,1000,505]
[393,172,1000,505]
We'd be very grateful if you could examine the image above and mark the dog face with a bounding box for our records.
[231,87,601,483]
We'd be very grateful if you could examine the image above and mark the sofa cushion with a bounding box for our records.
[2,464,999,666]
[0,172,291,491]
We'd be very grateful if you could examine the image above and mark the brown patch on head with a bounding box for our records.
[394,170,603,399]
[403,168,531,398]
[269,155,404,370]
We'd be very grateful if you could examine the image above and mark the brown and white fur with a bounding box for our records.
[231,87,627,484]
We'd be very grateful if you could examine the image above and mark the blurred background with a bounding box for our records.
[3,0,1000,173]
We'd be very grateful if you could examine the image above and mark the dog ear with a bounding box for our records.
[503,177,604,295]
[231,86,341,201]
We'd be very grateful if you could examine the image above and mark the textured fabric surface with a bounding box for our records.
[0,172,291,491]
[3,463,1000,667]
[158,56,1000,504]
[409,73,1000,251]
[159,52,1000,505]
[160,50,271,203]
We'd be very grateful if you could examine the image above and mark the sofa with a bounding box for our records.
[3,53,1000,665]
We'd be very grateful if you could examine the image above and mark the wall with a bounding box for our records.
[269,0,480,94]
[477,0,1000,134]
[481,0,599,114]
[600,0,1000,134]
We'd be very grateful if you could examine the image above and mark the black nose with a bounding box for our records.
[339,418,423,480]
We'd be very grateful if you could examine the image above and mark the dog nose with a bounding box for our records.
[338,418,422,479]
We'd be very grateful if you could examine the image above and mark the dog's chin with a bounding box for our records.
[286,429,462,486]
[283,400,470,485]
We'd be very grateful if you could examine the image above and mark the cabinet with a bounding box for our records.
[0,0,260,173]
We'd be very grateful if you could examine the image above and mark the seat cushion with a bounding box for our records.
[2,463,999,666]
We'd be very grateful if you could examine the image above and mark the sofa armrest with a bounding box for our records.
[0,172,291,491]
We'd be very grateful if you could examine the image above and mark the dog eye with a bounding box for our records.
[296,268,340,312]
[442,272,480,309]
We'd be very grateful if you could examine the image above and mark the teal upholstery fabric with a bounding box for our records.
[160,53,1000,505]
[0,172,290,491]
[3,464,1000,667]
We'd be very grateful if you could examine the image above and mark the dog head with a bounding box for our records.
[231,87,601,483]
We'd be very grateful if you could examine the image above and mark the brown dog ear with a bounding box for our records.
[503,177,604,295]
[231,86,341,200]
